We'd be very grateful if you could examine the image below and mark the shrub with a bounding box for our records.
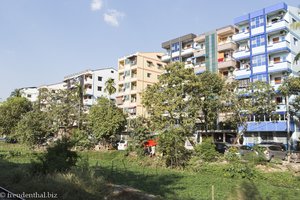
[224,147,240,162]
[31,138,78,174]
[224,162,256,179]
[194,137,219,162]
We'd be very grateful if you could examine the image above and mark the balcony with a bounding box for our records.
[233,49,250,60]
[266,20,289,33]
[85,88,93,95]
[233,69,251,79]
[218,42,237,52]
[232,31,249,42]
[161,54,171,62]
[84,78,93,85]
[218,58,236,69]
[193,49,205,57]
[267,40,290,54]
[181,47,194,56]
[268,61,291,73]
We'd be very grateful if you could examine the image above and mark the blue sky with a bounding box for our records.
[0,0,299,100]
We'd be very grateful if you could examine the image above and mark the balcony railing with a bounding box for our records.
[266,19,289,33]
[218,42,237,52]
[232,31,249,42]
[267,40,290,53]
[218,58,236,69]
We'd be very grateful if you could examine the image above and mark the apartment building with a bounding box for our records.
[20,82,66,103]
[232,2,300,147]
[116,52,165,118]
[161,25,238,79]
[20,87,39,102]
[63,68,117,107]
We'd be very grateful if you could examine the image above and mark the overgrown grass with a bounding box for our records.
[1,142,300,200]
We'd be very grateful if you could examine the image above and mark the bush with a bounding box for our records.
[224,162,256,179]
[194,137,219,162]
[31,138,78,174]
[224,147,240,162]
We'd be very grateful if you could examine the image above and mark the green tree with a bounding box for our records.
[143,62,199,132]
[129,117,151,154]
[221,80,277,143]
[0,97,32,136]
[88,97,126,147]
[104,78,116,99]
[279,76,300,116]
[38,88,80,131]
[15,110,52,147]
[291,22,300,63]
[143,62,201,167]
[10,88,23,97]
[193,71,224,132]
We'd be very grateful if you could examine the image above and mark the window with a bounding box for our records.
[111,70,114,73]
[252,74,267,82]
[250,16,265,29]
[147,61,153,67]
[157,75,160,79]
[272,37,279,43]
[238,78,250,88]
[275,96,283,104]
[293,37,298,46]
[273,57,281,63]
[97,86,102,91]
[171,42,180,53]
[251,54,266,67]
[98,76,102,81]
[27,94,31,98]
[147,73,151,78]
[157,63,163,69]
[124,70,130,77]
[251,35,265,48]
[292,18,297,23]
[274,77,281,84]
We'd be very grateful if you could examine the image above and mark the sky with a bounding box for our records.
[0,0,299,100]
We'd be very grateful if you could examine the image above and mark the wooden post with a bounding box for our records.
[212,185,214,200]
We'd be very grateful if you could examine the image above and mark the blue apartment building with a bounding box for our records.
[232,2,300,148]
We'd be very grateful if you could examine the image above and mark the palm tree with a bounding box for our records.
[291,22,300,63]
[104,78,116,100]
[10,88,22,97]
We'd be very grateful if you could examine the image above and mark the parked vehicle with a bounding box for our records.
[255,144,287,161]
[225,145,253,157]
[214,142,230,154]
[117,140,128,150]
[259,141,286,151]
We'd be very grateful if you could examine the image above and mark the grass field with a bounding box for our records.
[1,142,300,200]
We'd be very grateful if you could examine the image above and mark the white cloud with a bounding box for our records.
[91,0,103,11]
[103,9,125,27]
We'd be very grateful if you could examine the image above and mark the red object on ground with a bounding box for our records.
[144,139,157,147]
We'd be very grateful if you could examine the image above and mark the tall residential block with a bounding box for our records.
[116,52,166,118]
[232,2,300,147]
[63,68,117,107]
[161,25,238,79]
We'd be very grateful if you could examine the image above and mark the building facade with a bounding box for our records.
[20,87,39,102]
[232,2,300,148]
[63,68,117,107]
[161,25,238,79]
[116,52,165,118]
